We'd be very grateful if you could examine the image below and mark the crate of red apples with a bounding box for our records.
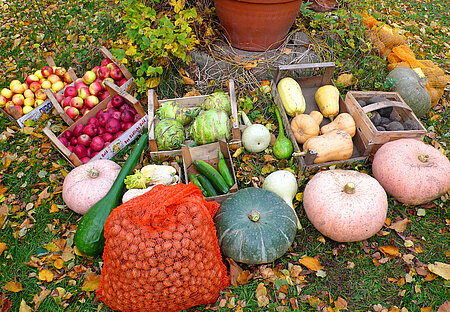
[47,47,133,126]
[43,79,147,167]
[0,56,75,127]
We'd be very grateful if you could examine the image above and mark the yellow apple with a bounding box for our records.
[24,97,35,107]
[51,80,65,92]
[34,99,44,107]
[41,80,52,89]
[12,93,25,106]
[1,88,13,99]
[22,105,34,114]
[48,74,61,84]
[9,79,21,89]
[10,82,25,94]
[24,89,34,98]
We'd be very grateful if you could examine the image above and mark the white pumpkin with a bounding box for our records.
[62,159,121,214]
[303,170,388,242]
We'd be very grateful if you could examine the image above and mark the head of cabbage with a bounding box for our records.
[154,118,185,151]
[189,109,231,145]
[202,91,231,116]
[156,101,194,126]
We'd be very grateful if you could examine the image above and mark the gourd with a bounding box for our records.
[62,160,121,215]
[262,170,301,229]
[290,113,320,144]
[302,129,353,164]
[273,106,293,160]
[74,130,149,256]
[320,113,356,137]
[387,67,431,117]
[315,85,340,120]
[309,110,323,125]
[303,170,388,242]
[372,139,450,205]
[214,188,298,264]
[277,77,306,117]
[240,111,271,153]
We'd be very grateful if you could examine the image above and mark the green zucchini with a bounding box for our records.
[74,129,149,257]
[197,174,218,197]
[218,150,234,188]
[189,173,208,197]
[193,159,229,195]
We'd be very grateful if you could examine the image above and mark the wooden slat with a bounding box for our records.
[45,89,74,126]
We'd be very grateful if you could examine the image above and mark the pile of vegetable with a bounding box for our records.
[154,91,233,151]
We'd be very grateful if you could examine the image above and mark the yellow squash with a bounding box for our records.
[290,112,320,144]
[315,85,340,120]
[303,129,353,164]
[320,113,356,137]
[277,77,306,117]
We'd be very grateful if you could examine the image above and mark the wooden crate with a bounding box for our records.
[99,46,133,91]
[345,91,427,155]
[182,140,238,204]
[147,79,241,158]
[43,79,147,167]
[0,57,77,128]
[271,62,368,173]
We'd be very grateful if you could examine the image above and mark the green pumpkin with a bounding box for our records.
[214,187,298,264]
[387,67,431,117]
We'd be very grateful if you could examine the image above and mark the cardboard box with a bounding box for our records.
[0,57,77,128]
[147,79,241,158]
[271,62,368,173]
[43,79,147,167]
[182,140,238,204]
[345,91,427,155]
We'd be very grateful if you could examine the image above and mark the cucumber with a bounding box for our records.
[189,173,208,197]
[218,150,234,188]
[74,129,149,257]
[193,159,229,195]
[197,174,218,197]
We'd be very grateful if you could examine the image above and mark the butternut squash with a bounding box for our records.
[277,77,306,117]
[309,111,323,125]
[290,113,320,144]
[315,85,340,120]
[320,113,356,137]
[303,129,353,164]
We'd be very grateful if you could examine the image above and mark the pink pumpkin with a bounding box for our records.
[372,139,450,205]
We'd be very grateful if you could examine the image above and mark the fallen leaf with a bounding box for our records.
[316,269,327,277]
[317,236,326,244]
[336,73,356,87]
[379,245,401,258]
[290,297,299,310]
[19,299,32,312]
[346,261,355,269]
[427,262,450,280]
[255,283,269,307]
[32,288,51,310]
[299,256,323,271]
[81,273,101,292]
[38,269,54,282]
[389,218,411,233]
[417,209,426,216]
[0,242,7,256]
[437,301,450,312]
[420,307,432,312]
[4,281,23,292]
[334,296,348,310]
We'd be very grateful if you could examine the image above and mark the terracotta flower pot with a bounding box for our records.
[214,0,302,51]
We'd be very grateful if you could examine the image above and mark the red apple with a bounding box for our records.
[105,118,121,134]
[97,126,106,136]
[72,123,85,137]
[26,74,39,85]
[107,62,119,72]
[83,124,98,137]
[78,86,90,100]
[54,93,64,103]
[98,112,110,127]
[117,78,128,87]
[0,95,8,107]
[91,136,105,152]
[35,89,47,100]
[63,130,73,140]
[101,58,112,67]
[85,95,99,109]
[64,86,77,97]
[82,70,96,85]
[70,96,84,109]
[59,137,69,147]
[111,95,124,108]
[77,134,91,147]
[74,78,87,90]
[92,66,101,76]
[89,81,103,96]
[121,122,135,131]
[113,131,124,139]
[120,110,134,123]
[62,96,73,108]
[111,111,121,120]
[41,66,53,78]
[65,106,80,120]
[80,157,91,164]
[12,94,25,106]
[29,82,41,93]
[102,132,113,142]
[100,91,109,101]
[73,144,87,159]
[110,67,124,81]
[55,67,66,78]
[70,137,78,146]
[87,117,99,127]
[67,146,74,152]
[97,66,110,80]
[82,108,90,116]
[134,114,141,123]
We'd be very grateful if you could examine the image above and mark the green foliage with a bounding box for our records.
[111,0,201,93]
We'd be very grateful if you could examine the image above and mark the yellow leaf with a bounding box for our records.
[184,90,202,97]
[420,307,432,312]
[243,61,258,71]
[261,164,275,175]
[4,281,23,292]
[54,258,64,269]
[295,192,304,202]
[81,273,102,292]
[0,242,7,255]
[39,269,54,282]
[49,203,59,213]
[125,45,137,56]
[181,75,195,85]
[427,262,450,280]
[299,256,323,271]
[389,218,411,233]
[145,77,160,88]
[19,299,32,312]
[336,73,356,87]
[255,283,269,307]
[334,296,348,310]
[317,236,326,244]
[379,245,401,258]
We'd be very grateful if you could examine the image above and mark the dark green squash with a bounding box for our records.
[214,187,297,264]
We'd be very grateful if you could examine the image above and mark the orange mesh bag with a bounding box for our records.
[97,182,229,312]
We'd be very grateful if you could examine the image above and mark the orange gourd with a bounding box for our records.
[320,113,356,137]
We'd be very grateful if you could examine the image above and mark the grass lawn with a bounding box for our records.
[0,0,448,311]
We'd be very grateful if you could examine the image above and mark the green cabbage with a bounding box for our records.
[202,91,231,116]
[156,101,193,126]
[189,109,231,145]
[154,118,185,150]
